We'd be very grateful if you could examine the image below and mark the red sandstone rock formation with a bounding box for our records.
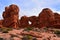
[38,8,55,28]
[49,13,60,28]
[20,16,29,28]
[1,4,60,29]
[29,16,40,28]
[2,4,19,28]
[0,20,3,28]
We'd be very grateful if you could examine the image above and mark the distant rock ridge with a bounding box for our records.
[0,5,60,28]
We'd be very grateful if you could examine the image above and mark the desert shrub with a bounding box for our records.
[6,28,12,31]
[10,34,18,37]
[43,38,46,40]
[24,27,33,31]
[22,35,32,40]
[0,28,3,31]
[2,30,8,33]
[22,35,37,40]
[43,27,48,30]
[27,35,32,39]
[0,38,3,40]
[32,28,41,32]
[0,27,12,33]
[32,37,37,40]
[54,30,60,37]
[0,28,8,33]
[22,36,28,40]
[54,30,60,34]
[43,27,48,32]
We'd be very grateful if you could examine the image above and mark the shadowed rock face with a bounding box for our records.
[28,16,40,28]
[29,16,37,27]
[0,20,3,28]
[38,8,55,28]
[2,4,19,28]
[20,16,29,28]
[49,13,60,28]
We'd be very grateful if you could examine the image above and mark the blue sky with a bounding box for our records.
[0,0,60,19]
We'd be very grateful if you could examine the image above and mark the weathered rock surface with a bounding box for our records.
[38,8,55,28]
[0,20,3,28]
[2,4,19,28]
[29,16,40,28]
[49,13,60,28]
[20,16,29,28]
